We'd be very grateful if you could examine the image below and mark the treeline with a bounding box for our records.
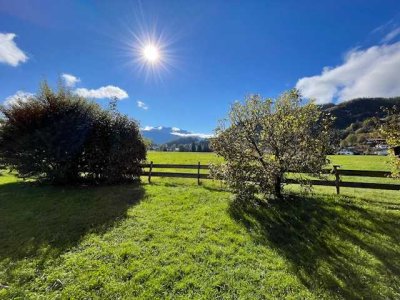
[159,137,212,152]
[324,97,400,129]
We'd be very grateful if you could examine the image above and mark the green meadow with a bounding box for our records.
[147,151,391,169]
[0,153,399,299]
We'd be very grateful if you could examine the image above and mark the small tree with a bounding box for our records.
[210,89,334,200]
[381,106,400,177]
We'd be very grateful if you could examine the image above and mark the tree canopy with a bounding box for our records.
[210,89,334,200]
[381,106,400,177]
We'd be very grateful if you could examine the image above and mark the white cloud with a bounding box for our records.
[141,126,172,131]
[62,73,80,87]
[141,126,156,131]
[75,85,128,100]
[171,132,213,139]
[141,126,165,131]
[172,127,180,132]
[382,27,400,43]
[296,42,400,103]
[4,91,34,106]
[137,100,148,110]
[0,33,28,67]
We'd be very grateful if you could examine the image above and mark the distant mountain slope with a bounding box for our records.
[141,126,210,144]
[165,136,201,146]
[324,97,400,129]
[140,127,190,144]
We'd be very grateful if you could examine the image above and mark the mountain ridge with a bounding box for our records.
[323,97,400,129]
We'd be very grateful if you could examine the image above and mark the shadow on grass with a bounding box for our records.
[229,194,400,299]
[0,181,145,260]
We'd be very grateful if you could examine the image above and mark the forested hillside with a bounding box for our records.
[324,97,400,129]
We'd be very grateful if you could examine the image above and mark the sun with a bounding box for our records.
[143,44,160,63]
[122,23,178,81]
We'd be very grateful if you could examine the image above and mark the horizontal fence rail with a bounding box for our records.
[336,169,391,178]
[141,163,209,170]
[140,162,400,194]
[141,172,210,179]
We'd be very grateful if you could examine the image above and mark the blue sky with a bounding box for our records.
[1,0,400,134]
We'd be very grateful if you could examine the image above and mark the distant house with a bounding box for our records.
[337,149,354,155]
[366,138,386,146]
[372,144,389,155]
[374,149,388,156]
[375,144,389,150]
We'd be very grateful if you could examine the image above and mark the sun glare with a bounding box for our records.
[121,18,178,81]
[143,44,160,62]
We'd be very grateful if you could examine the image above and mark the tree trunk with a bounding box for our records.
[274,175,282,199]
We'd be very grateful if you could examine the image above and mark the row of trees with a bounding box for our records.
[159,141,211,152]
[0,83,146,184]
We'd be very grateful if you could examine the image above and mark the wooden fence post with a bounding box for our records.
[197,162,201,185]
[148,161,153,183]
[333,165,340,195]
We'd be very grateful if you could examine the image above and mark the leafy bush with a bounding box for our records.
[0,83,146,184]
[210,89,334,200]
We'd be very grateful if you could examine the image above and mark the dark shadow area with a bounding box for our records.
[0,182,145,260]
[229,194,400,299]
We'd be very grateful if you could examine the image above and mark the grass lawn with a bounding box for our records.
[0,153,399,299]
[147,151,392,170]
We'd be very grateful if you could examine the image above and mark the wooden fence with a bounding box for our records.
[140,162,400,194]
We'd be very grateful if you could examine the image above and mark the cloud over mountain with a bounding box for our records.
[141,126,212,144]
[296,42,400,104]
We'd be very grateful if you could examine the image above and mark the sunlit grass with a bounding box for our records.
[147,152,391,170]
